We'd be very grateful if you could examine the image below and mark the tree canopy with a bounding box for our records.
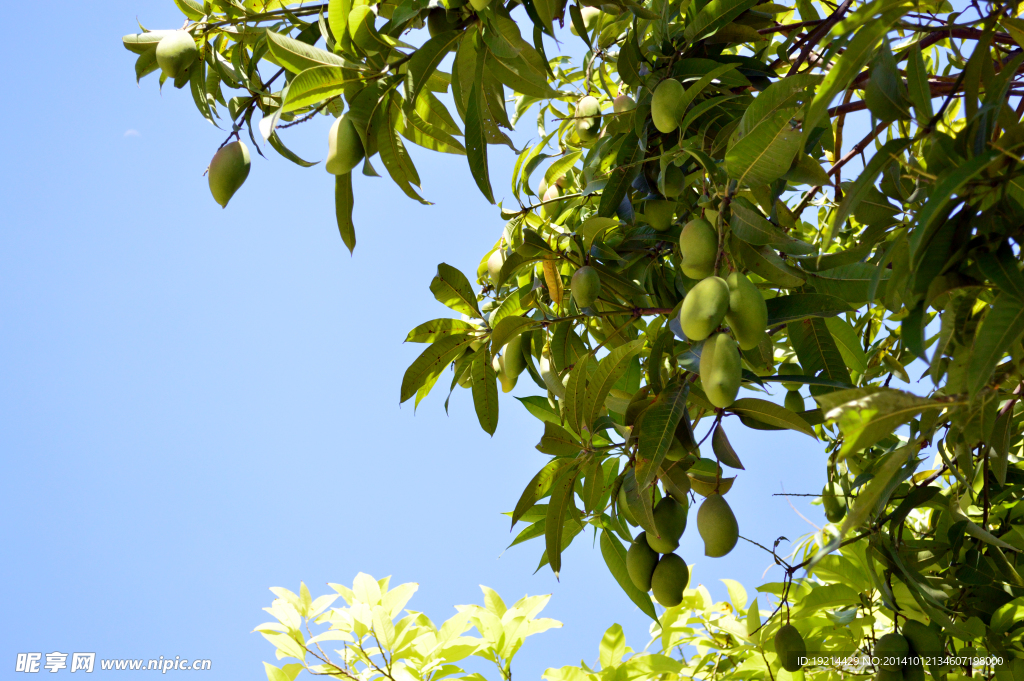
[125,0,1024,677]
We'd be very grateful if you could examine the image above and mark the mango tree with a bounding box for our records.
[124,0,1024,677]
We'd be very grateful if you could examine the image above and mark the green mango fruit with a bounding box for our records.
[650,553,688,607]
[613,95,636,113]
[647,496,687,553]
[326,115,366,175]
[155,31,198,78]
[572,266,601,308]
[678,218,717,279]
[497,354,517,392]
[504,334,527,381]
[699,333,741,408]
[679,276,729,341]
[778,361,803,390]
[724,272,768,350]
[542,184,563,219]
[626,532,660,591]
[697,493,738,557]
[469,0,490,10]
[575,96,602,142]
[487,248,505,283]
[784,389,804,413]
[427,8,461,36]
[873,670,904,681]
[661,465,691,502]
[208,140,251,208]
[774,623,806,672]
[822,484,847,522]
[651,78,684,133]
[875,633,910,671]
[644,200,676,232]
[661,165,686,198]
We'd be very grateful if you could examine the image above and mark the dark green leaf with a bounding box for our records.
[765,293,851,325]
[471,351,499,435]
[465,83,495,204]
[967,293,1024,397]
[546,468,579,577]
[728,398,816,437]
[636,382,689,490]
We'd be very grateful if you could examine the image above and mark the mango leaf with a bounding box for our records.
[725,108,802,188]
[465,83,495,204]
[378,102,431,205]
[545,468,580,577]
[728,398,816,437]
[824,317,867,375]
[407,31,464,106]
[511,458,578,527]
[622,468,656,533]
[398,108,466,155]
[967,293,1024,397]
[282,66,352,112]
[804,17,897,138]
[976,243,1024,300]
[537,421,583,456]
[430,263,482,318]
[600,530,658,620]
[840,445,915,535]
[636,382,689,490]
[266,30,348,74]
[684,0,759,41]
[579,217,621,251]
[731,236,806,287]
[563,357,590,435]
[406,319,480,343]
[545,150,583,188]
[905,44,933,125]
[583,340,645,431]
[910,150,999,269]
[400,335,476,403]
[471,351,499,435]
[824,138,910,250]
[810,263,891,304]
[788,317,853,393]
[815,387,952,455]
[599,132,642,217]
[730,197,813,253]
[335,173,356,254]
[765,293,851,325]
[490,316,537,351]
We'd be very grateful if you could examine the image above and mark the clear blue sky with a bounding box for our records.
[2,2,863,678]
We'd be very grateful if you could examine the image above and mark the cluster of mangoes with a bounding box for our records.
[872,625,947,680]
[621,487,739,607]
[673,220,768,409]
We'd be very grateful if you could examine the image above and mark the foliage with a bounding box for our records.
[126,0,1024,677]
